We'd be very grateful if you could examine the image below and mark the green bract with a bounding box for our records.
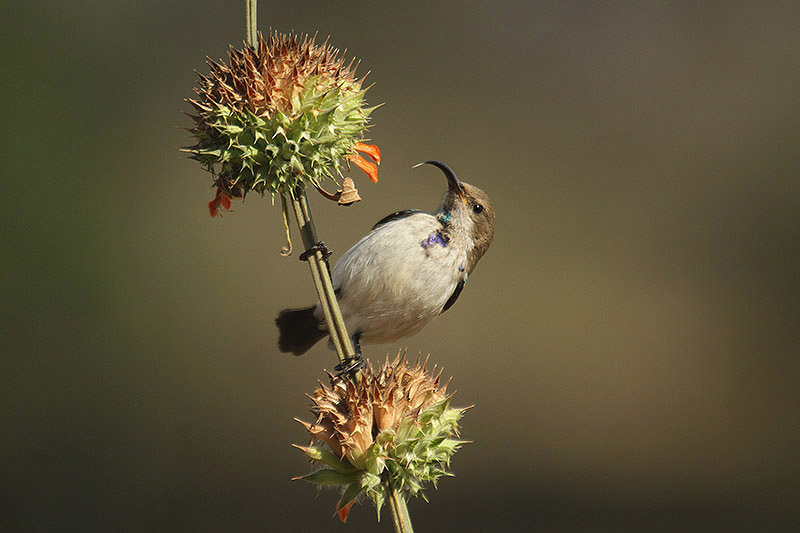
[295,355,468,521]
[188,75,373,197]
[184,32,378,212]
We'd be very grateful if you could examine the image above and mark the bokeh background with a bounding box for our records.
[3,1,799,530]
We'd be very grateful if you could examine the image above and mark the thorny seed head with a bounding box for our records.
[184,31,380,217]
[294,353,469,522]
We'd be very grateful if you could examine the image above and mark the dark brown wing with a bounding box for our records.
[371,209,424,231]
[441,279,465,313]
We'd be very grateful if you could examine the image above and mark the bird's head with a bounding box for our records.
[415,161,495,272]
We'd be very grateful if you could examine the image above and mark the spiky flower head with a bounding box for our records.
[294,354,469,522]
[185,31,381,217]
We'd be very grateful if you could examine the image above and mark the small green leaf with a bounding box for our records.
[218,124,243,135]
[294,445,358,474]
[337,481,364,511]
[363,447,386,477]
[293,468,359,486]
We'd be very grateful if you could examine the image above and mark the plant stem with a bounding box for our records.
[288,188,357,370]
[245,0,257,47]
[384,476,414,533]
[241,4,408,528]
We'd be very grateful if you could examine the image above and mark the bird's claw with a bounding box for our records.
[298,241,333,262]
[333,355,364,381]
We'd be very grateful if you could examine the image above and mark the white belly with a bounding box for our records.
[325,215,467,344]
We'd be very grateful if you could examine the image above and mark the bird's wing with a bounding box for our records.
[441,278,466,313]
[371,209,425,231]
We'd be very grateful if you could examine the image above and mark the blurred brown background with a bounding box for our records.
[2,1,799,530]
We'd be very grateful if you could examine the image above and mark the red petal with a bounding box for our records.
[353,142,381,164]
[349,153,379,183]
[219,191,232,210]
[208,188,222,218]
[337,500,355,523]
[208,187,232,217]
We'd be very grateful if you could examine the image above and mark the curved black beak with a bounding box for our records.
[413,160,466,202]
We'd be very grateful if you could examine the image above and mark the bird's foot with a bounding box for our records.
[333,355,364,381]
[298,241,332,263]
[334,334,363,380]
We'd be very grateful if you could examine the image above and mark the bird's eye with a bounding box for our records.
[472,203,484,214]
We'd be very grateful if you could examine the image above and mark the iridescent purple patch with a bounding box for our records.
[421,230,449,249]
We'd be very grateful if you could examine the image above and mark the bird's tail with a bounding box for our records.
[275,306,326,356]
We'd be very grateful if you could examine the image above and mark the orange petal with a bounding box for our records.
[219,191,231,210]
[348,153,379,183]
[208,187,233,217]
[208,188,222,218]
[337,500,355,523]
[353,142,381,164]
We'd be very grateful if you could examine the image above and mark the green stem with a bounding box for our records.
[289,195,410,524]
[384,476,414,533]
[240,5,406,528]
[245,0,257,47]
[288,189,357,371]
